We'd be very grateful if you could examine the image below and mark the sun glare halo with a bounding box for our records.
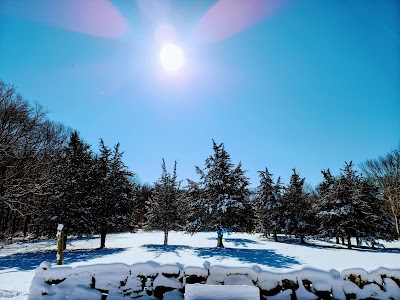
[159,43,184,73]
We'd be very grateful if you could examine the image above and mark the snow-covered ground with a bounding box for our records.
[1,230,399,299]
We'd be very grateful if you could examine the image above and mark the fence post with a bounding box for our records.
[56,224,64,265]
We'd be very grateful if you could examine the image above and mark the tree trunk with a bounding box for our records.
[11,213,17,235]
[217,234,224,248]
[23,215,30,237]
[300,235,305,244]
[336,236,340,244]
[273,231,278,242]
[217,227,224,248]
[395,215,400,238]
[164,230,168,245]
[355,235,360,247]
[347,234,351,249]
[100,228,107,249]
[341,237,345,245]
[389,195,400,238]
[2,209,9,231]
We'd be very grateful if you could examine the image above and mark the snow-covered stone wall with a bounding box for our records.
[29,261,400,299]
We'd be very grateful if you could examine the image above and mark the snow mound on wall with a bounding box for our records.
[185,284,260,300]
[29,261,400,299]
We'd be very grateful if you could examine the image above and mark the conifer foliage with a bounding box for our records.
[314,162,395,248]
[53,131,97,236]
[94,140,135,248]
[314,168,342,242]
[281,169,314,244]
[49,134,135,248]
[257,168,283,241]
[187,140,253,247]
[145,159,186,245]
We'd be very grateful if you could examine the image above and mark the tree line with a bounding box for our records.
[1,80,399,249]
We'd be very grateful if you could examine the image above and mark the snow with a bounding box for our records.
[184,284,260,300]
[163,290,184,300]
[0,231,400,299]
[153,274,182,289]
[184,267,208,278]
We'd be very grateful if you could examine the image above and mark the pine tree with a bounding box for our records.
[53,131,97,237]
[187,140,252,248]
[314,169,343,244]
[257,168,283,241]
[314,162,395,249]
[282,169,313,244]
[335,162,361,248]
[145,159,186,245]
[355,178,395,246]
[94,140,135,248]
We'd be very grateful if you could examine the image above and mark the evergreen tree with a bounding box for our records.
[355,177,395,246]
[335,161,362,248]
[282,169,313,244]
[257,168,283,241]
[314,169,343,243]
[52,131,97,236]
[187,140,252,248]
[315,162,395,249]
[94,140,135,248]
[145,159,186,245]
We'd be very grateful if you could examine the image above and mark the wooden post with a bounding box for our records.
[56,224,64,265]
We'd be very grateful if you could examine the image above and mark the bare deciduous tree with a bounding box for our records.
[361,144,400,237]
[0,80,69,237]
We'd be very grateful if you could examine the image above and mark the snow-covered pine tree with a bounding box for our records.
[145,159,186,245]
[257,168,283,241]
[314,169,343,244]
[94,140,135,248]
[186,140,252,248]
[232,162,255,232]
[53,131,97,237]
[335,161,361,249]
[353,176,396,246]
[95,139,112,248]
[319,161,396,249]
[282,169,313,244]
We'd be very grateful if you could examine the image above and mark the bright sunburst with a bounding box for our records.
[159,43,184,73]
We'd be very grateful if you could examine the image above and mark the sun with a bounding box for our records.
[159,43,184,73]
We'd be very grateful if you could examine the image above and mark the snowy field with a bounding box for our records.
[1,230,399,299]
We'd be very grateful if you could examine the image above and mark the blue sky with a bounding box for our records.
[0,0,399,188]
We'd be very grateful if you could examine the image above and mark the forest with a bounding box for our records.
[1,80,399,249]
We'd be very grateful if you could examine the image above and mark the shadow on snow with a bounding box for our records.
[299,242,400,254]
[207,237,262,247]
[143,244,300,268]
[0,248,126,271]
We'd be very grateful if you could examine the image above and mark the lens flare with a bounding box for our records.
[193,0,287,44]
[3,0,126,38]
